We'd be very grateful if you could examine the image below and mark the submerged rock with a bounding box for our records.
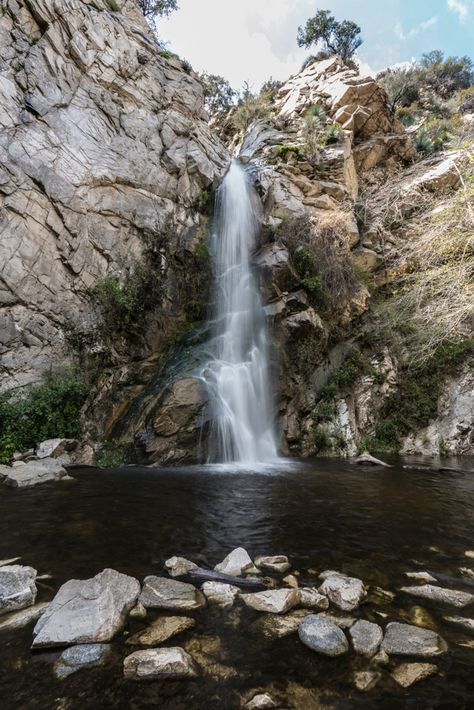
[241,589,300,614]
[0,565,37,616]
[443,616,474,634]
[54,644,111,679]
[353,670,381,692]
[316,612,356,629]
[123,647,199,681]
[0,459,68,488]
[405,572,437,583]
[201,582,240,608]
[381,622,447,657]
[32,568,140,648]
[0,602,48,631]
[298,615,349,656]
[254,556,291,574]
[126,616,195,646]
[215,548,256,576]
[298,588,329,611]
[399,584,474,608]
[245,692,277,709]
[319,574,366,611]
[251,609,312,640]
[139,576,205,611]
[391,662,438,688]
[165,556,198,578]
[349,620,383,658]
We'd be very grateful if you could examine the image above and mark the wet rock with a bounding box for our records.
[282,575,298,589]
[316,612,356,629]
[443,616,474,634]
[405,572,437,583]
[465,551,474,559]
[241,589,300,614]
[298,588,329,611]
[201,582,240,608]
[391,662,438,688]
[0,565,37,617]
[245,692,277,709]
[250,609,312,640]
[32,569,140,648]
[399,584,474,608]
[353,670,381,692]
[126,616,195,646]
[381,622,447,657]
[0,459,68,488]
[54,644,111,680]
[0,602,48,631]
[165,556,198,578]
[139,576,205,611]
[129,603,147,620]
[215,548,256,576]
[123,647,199,681]
[254,556,291,574]
[184,635,237,681]
[299,615,349,656]
[349,620,383,657]
[255,242,299,300]
[319,574,366,611]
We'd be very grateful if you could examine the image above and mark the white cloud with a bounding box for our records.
[447,0,469,22]
[395,16,438,41]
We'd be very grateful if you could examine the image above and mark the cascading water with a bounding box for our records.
[200,160,278,464]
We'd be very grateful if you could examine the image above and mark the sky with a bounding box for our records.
[158,0,474,91]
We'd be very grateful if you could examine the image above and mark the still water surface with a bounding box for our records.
[0,458,473,709]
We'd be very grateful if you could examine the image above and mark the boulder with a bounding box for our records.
[36,438,77,460]
[123,647,199,681]
[241,589,300,614]
[165,556,198,578]
[349,620,383,657]
[298,615,349,656]
[254,242,299,299]
[214,548,256,576]
[0,565,37,616]
[399,584,474,608]
[0,602,48,631]
[54,644,111,680]
[245,693,277,709]
[391,662,438,688]
[201,582,240,608]
[139,576,205,611]
[32,568,140,648]
[254,556,291,574]
[319,574,366,611]
[126,616,195,646]
[0,459,68,488]
[381,622,447,657]
[298,588,329,611]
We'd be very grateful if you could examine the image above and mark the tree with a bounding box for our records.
[378,67,421,111]
[297,10,362,64]
[420,51,474,97]
[138,0,178,19]
[200,73,236,115]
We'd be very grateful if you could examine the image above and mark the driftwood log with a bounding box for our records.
[187,567,269,590]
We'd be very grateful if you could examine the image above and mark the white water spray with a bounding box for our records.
[200,161,278,464]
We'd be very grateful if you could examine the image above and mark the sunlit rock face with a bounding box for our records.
[0,0,228,391]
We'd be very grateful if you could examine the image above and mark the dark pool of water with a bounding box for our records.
[1,458,474,709]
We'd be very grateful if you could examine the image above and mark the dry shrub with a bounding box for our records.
[377,156,474,362]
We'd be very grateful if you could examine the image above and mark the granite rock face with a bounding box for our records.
[0,0,228,395]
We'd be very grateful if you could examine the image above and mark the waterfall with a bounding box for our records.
[200,160,278,464]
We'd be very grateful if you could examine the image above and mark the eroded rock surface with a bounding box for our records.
[54,643,111,680]
[381,622,447,657]
[123,647,199,681]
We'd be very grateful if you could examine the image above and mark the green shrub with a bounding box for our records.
[319,123,343,145]
[96,442,131,467]
[0,371,87,463]
[312,425,331,452]
[181,59,192,74]
[106,0,121,11]
[232,86,273,133]
[305,104,327,121]
[277,145,304,161]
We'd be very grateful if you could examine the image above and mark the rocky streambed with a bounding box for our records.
[1,460,474,708]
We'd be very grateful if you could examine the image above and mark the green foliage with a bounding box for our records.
[96,442,131,467]
[319,123,343,145]
[139,0,178,19]
[277,144,304,161]
[312,425,331,452]
[260,78,284,103]
[297,10,362,64]
[0,371,87,463]
[106,0,120,10]
[200,72,236,115]
[159,49,176,60]
[295,332,322,373]
[232,87,273,133]
[181,59,192,74]
[320,348,365,399]
[363,340,473,453]
[305,104,327,121]
[414,120,452,154]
